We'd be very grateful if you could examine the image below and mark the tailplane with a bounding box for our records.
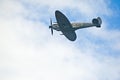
[92,17,102,28]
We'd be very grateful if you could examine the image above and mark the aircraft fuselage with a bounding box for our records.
[52,22,98,31]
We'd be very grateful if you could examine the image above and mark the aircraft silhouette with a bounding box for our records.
[49,10,102,41]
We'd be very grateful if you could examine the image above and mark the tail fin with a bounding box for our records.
[92,17,102,28]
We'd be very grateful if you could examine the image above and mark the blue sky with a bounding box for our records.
[104,0,120,30]
[0,0,120,80]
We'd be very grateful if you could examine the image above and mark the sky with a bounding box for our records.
[0,0,120,80]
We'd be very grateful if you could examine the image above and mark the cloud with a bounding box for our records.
[0,0,120,80]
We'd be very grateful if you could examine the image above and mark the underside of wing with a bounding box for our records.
[62,31,77,41]
[55,10,77,41]
[55,10,73,30]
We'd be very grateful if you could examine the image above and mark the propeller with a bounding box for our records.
[49,18,53,35]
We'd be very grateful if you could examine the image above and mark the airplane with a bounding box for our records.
[49,10,102,41]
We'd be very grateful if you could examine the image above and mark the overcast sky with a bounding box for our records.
[0,0,120,80]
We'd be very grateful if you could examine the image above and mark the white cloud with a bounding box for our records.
[0,0,120,80]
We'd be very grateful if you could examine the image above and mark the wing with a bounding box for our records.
[62,31,77,41]
[55,10,76,41]
[55,10,73,30]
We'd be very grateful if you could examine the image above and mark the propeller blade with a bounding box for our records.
[51,28,53,35]
[50,18,52,26]
[49,18,53,35]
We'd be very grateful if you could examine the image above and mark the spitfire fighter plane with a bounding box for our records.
[49,10,102,41]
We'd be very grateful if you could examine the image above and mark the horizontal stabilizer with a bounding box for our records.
[92,17,102,28]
